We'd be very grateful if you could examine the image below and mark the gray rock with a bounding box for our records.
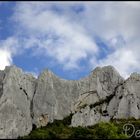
[1,64,140,138]
[71,104,110,127]
[0,66,36,138]
[32,69,80,127]
[107,72,140,119]
[72,70,140,127]
[71,66,124,126]
[32,65,124,127]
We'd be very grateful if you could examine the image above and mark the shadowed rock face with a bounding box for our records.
[0,65,140,138]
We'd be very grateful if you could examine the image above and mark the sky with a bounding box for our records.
[0,1,140,79]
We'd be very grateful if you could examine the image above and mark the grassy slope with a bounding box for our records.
[19,115,140,139]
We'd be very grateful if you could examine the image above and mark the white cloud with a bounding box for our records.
[0,49,12,70]
[97,48,139,78]
[0,37,18,70]
[13,3,98,70]
[75,2,140,78]
[0,37,18,54]
[25,70,38,78]
[2,2,140,78]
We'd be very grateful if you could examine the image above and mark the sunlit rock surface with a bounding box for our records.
[1,65,140,138]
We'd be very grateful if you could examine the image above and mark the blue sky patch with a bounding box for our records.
[0,2,140,79]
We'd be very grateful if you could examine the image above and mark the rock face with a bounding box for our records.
[71,66,124,127]
[0,66,36,138]
[0,65,140,138]
[32,69,80,127]
[108,72,140,119]
[32,66,124,127]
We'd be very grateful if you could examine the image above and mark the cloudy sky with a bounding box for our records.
[0,2,140,79]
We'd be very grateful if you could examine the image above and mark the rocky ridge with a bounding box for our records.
[0,65,139,138]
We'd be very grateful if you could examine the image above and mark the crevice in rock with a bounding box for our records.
[119,95,123,99]
[23,89,29,98]
[0,72,6,99]
[73,90,99,112]
[79,104,88,110]
[32,124,37,130]
[30,81,37,119]
[137,104,140,110]
[0,98,8,107]
[0,83,4,99]
[102,110,109,116]
[81,90,97,96]
[89,82,124,109]
[18,80,37,128]
[20,88,30,100]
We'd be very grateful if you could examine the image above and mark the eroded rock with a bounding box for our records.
[0,66,36,138]
[108,72,140,119]
[1,64,140,138]
[32,65,124,127]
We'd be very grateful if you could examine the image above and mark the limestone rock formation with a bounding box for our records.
[71,70,140,127]
[32,65,124,127]
[0,66,36,138]
[0,64,140,138]
[71,66,124,126]
[108,72,140,119]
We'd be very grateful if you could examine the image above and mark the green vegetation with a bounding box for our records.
[19,114,131,139]
[89,122,128,139]
[111,117,140,138]
[79,103,88,110]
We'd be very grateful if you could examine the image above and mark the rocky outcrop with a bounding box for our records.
[71,66,124,126]
[0,66,36,138]
[32,66,124,127]
[0,65,140,138]
[32,69,79,127]
[108,72,140,119]
[71,71,140,127]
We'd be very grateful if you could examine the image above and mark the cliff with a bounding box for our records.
[0,65,139,138]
